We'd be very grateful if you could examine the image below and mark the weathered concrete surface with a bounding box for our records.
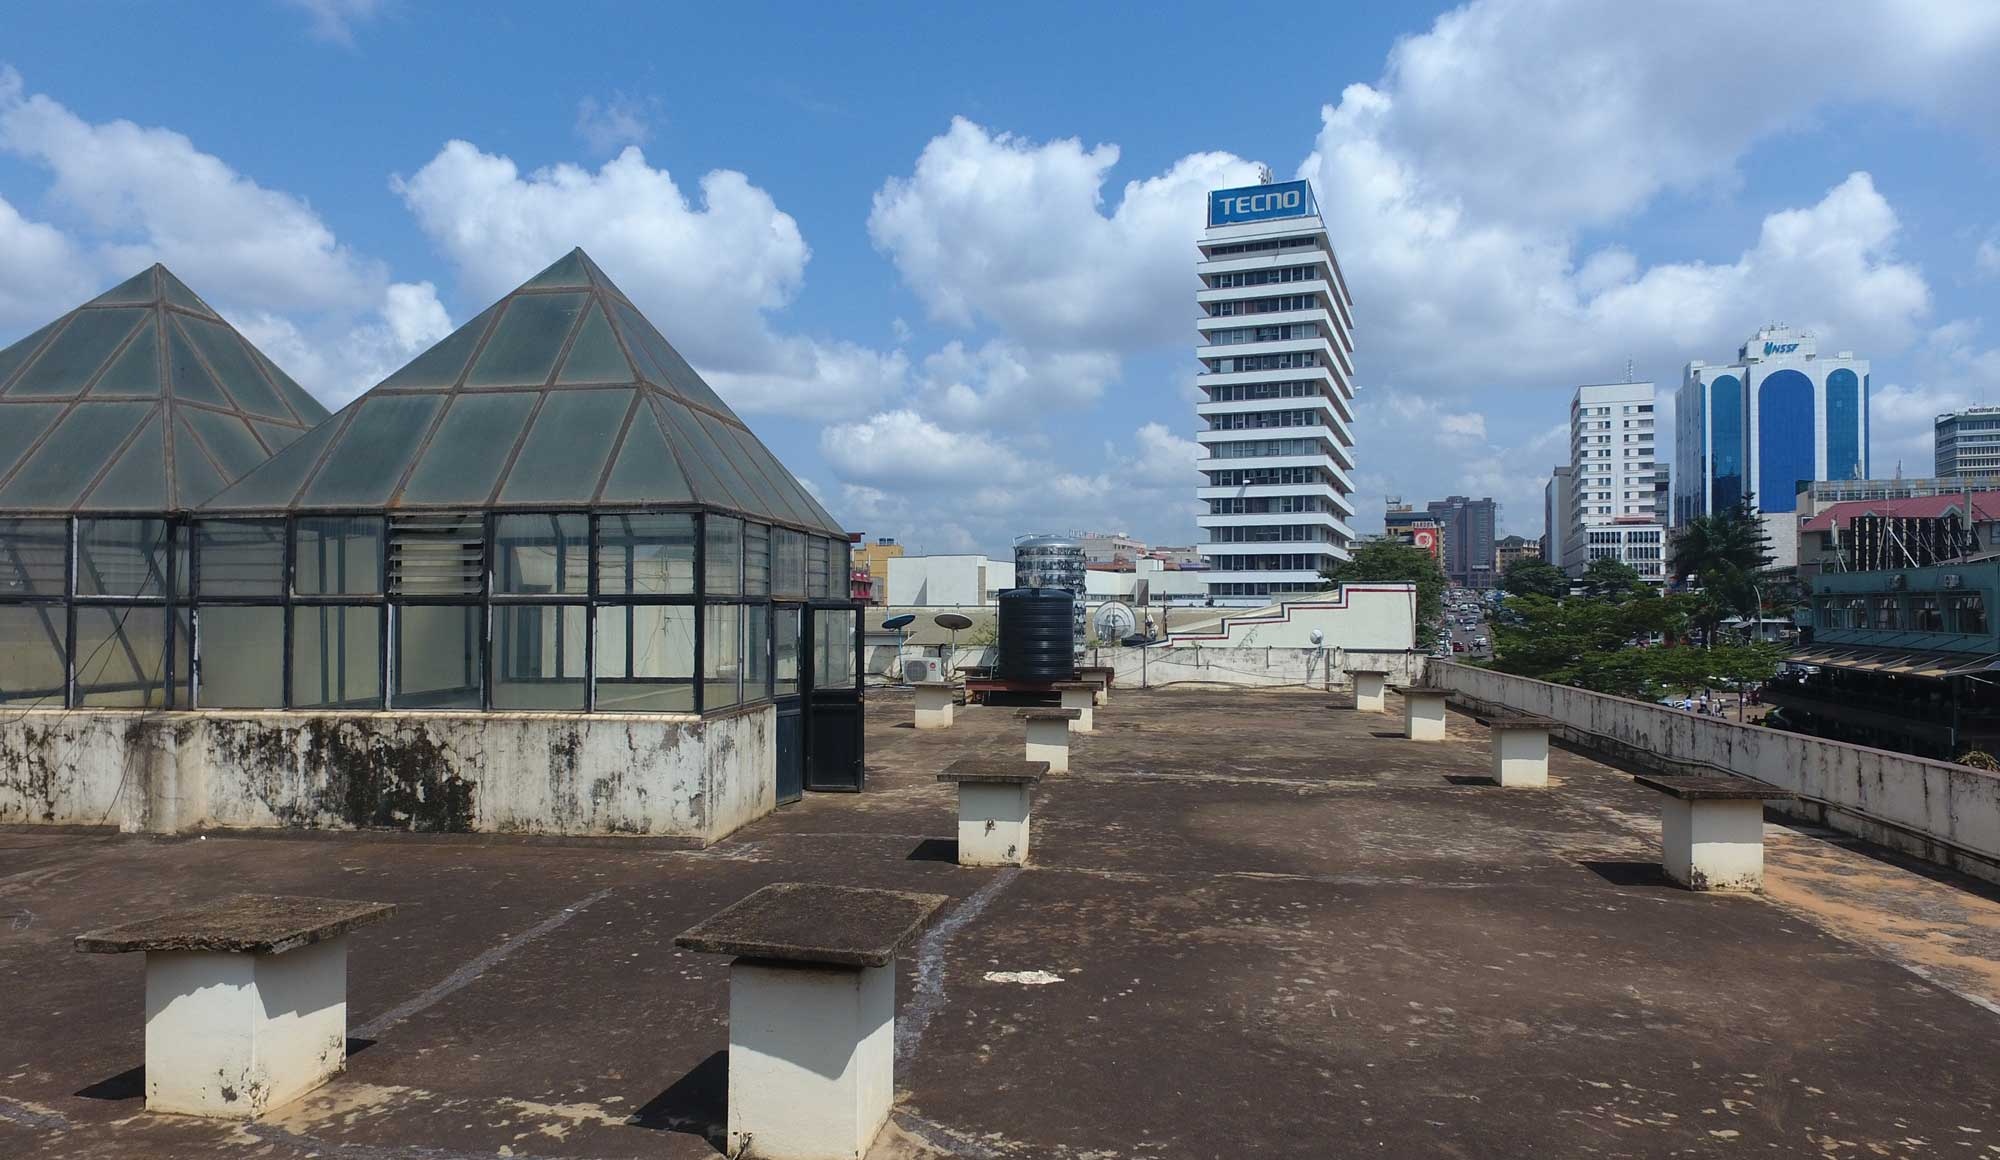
[2,688,1997,1158]
[1436,661,2000,885]
[0,706,774,844]
[1081,644,1425,692]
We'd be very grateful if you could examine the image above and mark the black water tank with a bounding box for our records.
[996,587,1075,682]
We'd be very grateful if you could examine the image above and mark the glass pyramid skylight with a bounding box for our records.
[201,249,844,535]
[0,265,330,512]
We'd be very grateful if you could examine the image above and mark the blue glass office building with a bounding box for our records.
[1672,326,1869,524]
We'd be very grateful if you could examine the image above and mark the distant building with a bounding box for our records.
[1424,495,1498,589]
[853,537,904,605]
[884,555,1015,607]
[1566,382,1663,582]
[1383,498,1445,566]
[1076,531,1148,565]
[1673,325,1869,525]
[1801,474,2000,513]
[1193,177,1358,603]
[1796,491,2000,578]
[1935,407,2000,477]
[1494,535,1535,574]
[1544,466,1572,565]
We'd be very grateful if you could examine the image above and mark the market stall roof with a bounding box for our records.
[1785,643,2000,679]
[200,249,842,535]
[0,265,328,512]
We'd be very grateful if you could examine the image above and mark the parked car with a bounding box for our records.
[1451,640,1467,653]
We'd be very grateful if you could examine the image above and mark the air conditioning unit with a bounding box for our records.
[903,657,944,684]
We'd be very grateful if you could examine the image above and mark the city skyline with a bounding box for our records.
[2,2,1998,550]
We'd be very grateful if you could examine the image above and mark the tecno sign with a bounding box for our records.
[1762,341,1800,356]
[1209,180,1315,227]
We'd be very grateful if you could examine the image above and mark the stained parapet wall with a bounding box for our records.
[0,706,774,844]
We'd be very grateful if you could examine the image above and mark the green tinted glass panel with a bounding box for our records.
[75,605,173,708]
[181,316,289,419]
[195,520,286,596]
[0,401,151,509]
[598,401,693,504]
[173,415,229,507]
[673,404,768,518]
[252,349,328,423]
[0,605,68,706]
[648,398,735,507]
[633,309,728,412]
[300,393,444,506]
[10,309,145,397]
[0,517,66,594]
[291,605,382,709]
[467,293,585,387]
[597,513,695,595]
[523,251,589,289]
[80,414,166,510]
[167,320,233,408]
[399,391,537,505]
[195,606,284,708]
[703,416,796,523]
[88,318,161,397]
[744,429,832,529]
[0,403,65,479]
[76,518,170,595]
[0,321,62,393]
[295,516,384,595]
[495,513,588,595]
[183,406,272,480]
[160,271,216,317]
[201,412,337,510]
[394,604,483,709]
[90,268,158,305]
[378,303,497,391]
[493,605,585,710]
[249,420,304,452]
[594,603,695,712]
[497,388,632,504]
[555,303,632,384]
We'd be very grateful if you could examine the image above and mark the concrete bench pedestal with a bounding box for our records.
[676,884,947,1160]
[1635,775,1783,892]
[1348,669,1389,713]
[1053,682,1097,732]
[911,681,957,730]
[75,895,397,1119]
[1019,708,1081,773]
[1475,714,1558,787]
[1078,666,1114,706]
[1392,685,1451,741]
[939,759,1047,866]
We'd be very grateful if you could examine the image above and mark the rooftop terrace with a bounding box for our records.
[3,687,1998,1156]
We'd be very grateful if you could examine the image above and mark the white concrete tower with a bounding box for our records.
[1564,381,1664,582]
[1193,178,1357,604]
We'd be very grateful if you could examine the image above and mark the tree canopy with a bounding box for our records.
[1670,498,1773,633]
[1501,555,1567,599]
[1486,592,1779,700]
[1579,555,1644,601]
[1324,539,1446,636]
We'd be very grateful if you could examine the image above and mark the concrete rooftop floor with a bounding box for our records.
[3,687,2000,1158]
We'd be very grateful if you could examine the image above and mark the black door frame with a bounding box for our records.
[802,600,865,792]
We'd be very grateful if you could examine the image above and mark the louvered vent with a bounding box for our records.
[390,512,483,596]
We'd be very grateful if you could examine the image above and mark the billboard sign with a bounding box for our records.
[1208,180,1316,228]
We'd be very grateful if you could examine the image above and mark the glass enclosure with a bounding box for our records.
[0,511,854,713]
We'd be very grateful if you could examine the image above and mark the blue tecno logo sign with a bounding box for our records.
[1763,342,1800,356]
[1209,180,1316,227]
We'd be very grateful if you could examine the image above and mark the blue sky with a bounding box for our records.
[3,0,1998,550]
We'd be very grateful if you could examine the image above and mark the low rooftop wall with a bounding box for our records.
[0,706,774,844]
[1431,661,2000,885]
[1088,646,1425,691]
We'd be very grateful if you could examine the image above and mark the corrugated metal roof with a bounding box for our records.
[199,250,843,535]
[1801,491,2000,533]
[0,266,329,512]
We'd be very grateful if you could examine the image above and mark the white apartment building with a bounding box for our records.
[1193,178,1357,603]
[1564,382,1665,582]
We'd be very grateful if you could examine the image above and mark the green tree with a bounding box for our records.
[1580,555,1644,601]
[1501,555,1568,599]
[1670,498,1773,638]
[1486,591,1749,700]
[1324,539,1447,637]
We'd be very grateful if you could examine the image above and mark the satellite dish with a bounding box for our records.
[883,613,916,630]
[933,613,972,631]
[1309,628,1324,645]
[1094,602,1137,642]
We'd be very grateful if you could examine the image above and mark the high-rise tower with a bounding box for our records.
[1193,179,1356,603]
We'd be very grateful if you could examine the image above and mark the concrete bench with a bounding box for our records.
[1389,684,1452,741]
[1346,668,1391,713]
[939,758,1048,866]
[675,883,947,1160]
[911,681,960,730]
[1473,712,1559,787]
[1051,681,1097,732]
[75,894,397,1118]
[1633,774,1785,892]
[1077,665,1115,705]
[1018,708,1082,772]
